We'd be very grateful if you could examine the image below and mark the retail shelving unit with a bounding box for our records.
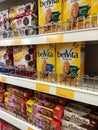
[0,28,98,129]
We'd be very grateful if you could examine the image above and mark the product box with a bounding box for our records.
[33,113,61,130]
[38,0,62,34]
[62,0,91,30]
[37,44,56,81]
[91,0,98,27]
[0,47,13,68]
[4,92,27,114]
[33,99,64,122]
[11,14,37,29]
[13,45,36,70]
[26,97,37,111]
[25,2,38,14]
[56,42,85,85]
[7,85,32,99]
[65,102,91,116]
[62,117,98,130]
[34,91,67,105]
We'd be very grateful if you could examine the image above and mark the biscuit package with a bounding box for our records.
[0,47,13,68]
[56,42,85,85]
[38,0,62,34]
[13,45,36,71]
[62,0,91,30]
[91,0,98,27]
[37,44,56,81]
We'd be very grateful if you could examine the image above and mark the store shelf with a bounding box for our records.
[0,74,98,106]
[0,28,98,46]
[0,108,41,130]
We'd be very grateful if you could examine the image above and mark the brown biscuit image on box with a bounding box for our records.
[42,59,47,72]
[61,61,70,82]
[3,53,8,59]
[63,61,70,74]
[71,2,79,21]
[25,5,31,13]
[28,48,33,54]
[28,61,34,66]
[25,54,31,61]
[23,17,29,26]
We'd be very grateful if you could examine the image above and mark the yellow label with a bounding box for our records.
[28,127,34,130]
[0,76,7,83]
[36,83,50,93]
[11,39,22,45]
[56,87,74,99]
[46,34,64,43]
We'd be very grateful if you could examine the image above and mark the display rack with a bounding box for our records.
[0,28,98,129]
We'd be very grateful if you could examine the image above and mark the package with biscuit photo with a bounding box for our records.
[56,42,85,87]
[38,0,62,34]
[37,44,56,82]
[13,45,36,72]
[62,0,91,31]
[25,2,38,15]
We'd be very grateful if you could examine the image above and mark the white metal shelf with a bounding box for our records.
[0,74,98,106]
[0,28,98,46]
[0,108,41,130]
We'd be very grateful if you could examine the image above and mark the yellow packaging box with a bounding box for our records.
[37,44,56,81]
[91,0,98,27]
[38,0,62,34]
[56,42,85,86]
[62,0,91,30]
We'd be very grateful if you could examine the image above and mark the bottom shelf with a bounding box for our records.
[0,108,41,130]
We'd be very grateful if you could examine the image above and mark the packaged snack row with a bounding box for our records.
[0,83,98,130]
[0,42,85,86]
[38,0,98,34]
[0,2,38,39]
[62,102,98,130]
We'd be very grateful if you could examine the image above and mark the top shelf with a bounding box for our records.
[0,28,98,46]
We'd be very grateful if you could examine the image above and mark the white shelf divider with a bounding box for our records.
[0,74,98,106]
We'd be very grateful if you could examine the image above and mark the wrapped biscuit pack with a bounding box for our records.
[38,0,62,34]
[37,44,56,82]
[56,42,85,86]
[62,0,91,30]
[13,45,36,71]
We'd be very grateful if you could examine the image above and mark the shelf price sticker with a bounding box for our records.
[28,127,34,130]
[11,38,22,45]
[46,34,64,43]
[36,83,50,93]
[0,76,7,83]
[56,87,74,100]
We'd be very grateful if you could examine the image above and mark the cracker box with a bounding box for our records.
[56,42,85,85]
[62,0,91,30]
[38,0,62,34]
[91,0,98,27]
[37,44,56,81]
[13,45,36,70]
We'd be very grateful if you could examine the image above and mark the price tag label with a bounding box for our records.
[0,76,7,83]
[28,127,34,130]
[36,83,50,93]
[46,34,64,43]
[11,38,22,45]
[56,87,74,99]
